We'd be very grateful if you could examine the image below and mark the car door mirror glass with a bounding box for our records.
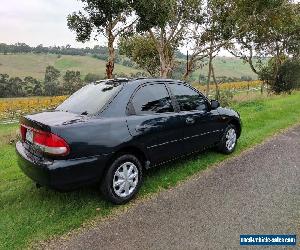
[211,100,220,109]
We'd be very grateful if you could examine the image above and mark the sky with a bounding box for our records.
[0,0,227,55]
[0,0,104,48]
[4,0,298,55]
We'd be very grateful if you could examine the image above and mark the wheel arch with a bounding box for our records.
[105,145,149,174]
[228,118,242,138]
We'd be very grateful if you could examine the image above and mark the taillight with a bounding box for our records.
[20,125,27,141]
[20,124,70,156]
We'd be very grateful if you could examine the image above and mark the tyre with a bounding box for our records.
[101,154,143,204]
[217,124,237,154]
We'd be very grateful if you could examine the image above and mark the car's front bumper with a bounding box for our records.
[16,141,110,190]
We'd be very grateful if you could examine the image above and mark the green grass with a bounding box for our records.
[1,92,300,249]
[191,57,260,81]
[0,54,141,80]
[0,124,19,146]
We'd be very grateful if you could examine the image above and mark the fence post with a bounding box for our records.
[247,82,250,96]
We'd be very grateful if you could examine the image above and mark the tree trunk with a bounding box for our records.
[206,55,213,97]
[160,53,168,78]
[148,28,173,79]
[159,54,173,78]
[161,67,169,78]
[106,27,115,79]
[206,38,214,97]
[211,64,219,100]
[159,47,173,78]
[247,48,258,75]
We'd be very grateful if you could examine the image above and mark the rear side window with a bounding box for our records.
[168,83,208,112]
[56,82,122,115]
[131,83,174,115]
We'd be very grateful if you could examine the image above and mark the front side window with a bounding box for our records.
[132,84,174,115]
[56,81,122,115]
[168,83,208,112]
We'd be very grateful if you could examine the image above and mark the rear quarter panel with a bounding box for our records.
[51,117,132,159]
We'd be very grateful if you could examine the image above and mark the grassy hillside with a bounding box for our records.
[0,53,258,80]
[192,57,258,80]
[0,54,141,80]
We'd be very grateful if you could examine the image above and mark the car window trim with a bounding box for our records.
[166,81,211,113]
[126,82,175,116]
[158,81,181,113]
[91,83,125,117]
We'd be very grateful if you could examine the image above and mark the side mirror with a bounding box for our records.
[211,100,220,109]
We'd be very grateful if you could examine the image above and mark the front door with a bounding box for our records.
[167,82,223,154]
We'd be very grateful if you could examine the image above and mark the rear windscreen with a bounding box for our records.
[56,82,123,115]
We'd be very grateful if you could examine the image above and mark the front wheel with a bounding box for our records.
[217,124,237,154]
[101,154,143,204]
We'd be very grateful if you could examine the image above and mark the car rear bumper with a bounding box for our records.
[16,141,110,190]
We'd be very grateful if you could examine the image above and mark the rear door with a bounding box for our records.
[126,82,184,165]
[167,82,223,154]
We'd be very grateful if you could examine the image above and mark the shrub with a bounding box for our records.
[260,57,300,94]
[217,90,234,106]
[273,59,300,93]
[84,73,104,83]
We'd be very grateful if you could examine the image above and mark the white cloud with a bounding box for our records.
[0,0,104,47]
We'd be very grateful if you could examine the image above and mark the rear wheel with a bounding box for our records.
[101,154,143,204]
[217,124,237,154]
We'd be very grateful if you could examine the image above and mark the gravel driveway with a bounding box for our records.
[46,126,300,250]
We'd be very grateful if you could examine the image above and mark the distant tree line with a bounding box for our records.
[0,66,153,98]
[0,66,84,98]
[0,43,106,56]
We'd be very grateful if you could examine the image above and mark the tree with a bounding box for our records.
[63,70,83,94]
[24,76,43,96]
[131,0,202,78]
[227,0,300,78]
[35,44,48,54]
[0,74,44,97]
[9,77,23,97]
[119,34,160,76]
[44,66,61,96]
[32,80,43,96]
[67,0,134,79]
[261,58,300,93]
[23,77,35,96]
[183,0,236,81]
[275,59,300,93]
[0,74,9,97]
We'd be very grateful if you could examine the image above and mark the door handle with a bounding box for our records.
[135,125,150,132]
[186,117,195,125]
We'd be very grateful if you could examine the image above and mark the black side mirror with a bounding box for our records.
[211,100,220,109]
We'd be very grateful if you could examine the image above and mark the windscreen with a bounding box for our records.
[56,81,123,115]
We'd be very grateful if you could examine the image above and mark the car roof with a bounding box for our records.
[94,78,184,87]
